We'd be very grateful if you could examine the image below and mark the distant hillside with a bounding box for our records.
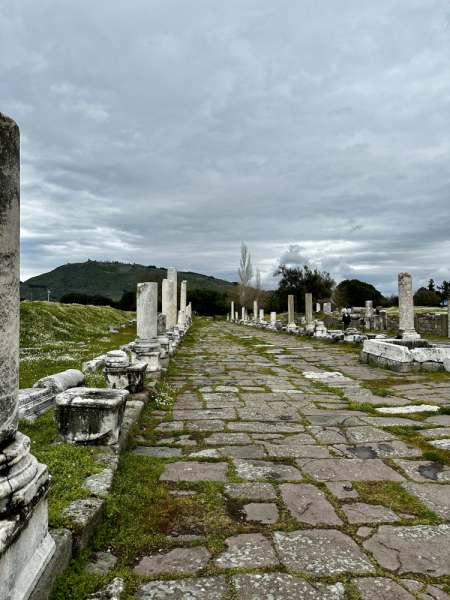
[20,260,236,302]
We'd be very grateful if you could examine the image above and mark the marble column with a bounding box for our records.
[135,282,160,370]
[231,301,234,321]
[315,303,320,312]
[253,300,258,321]
[162,279,177,330]
[167,267,178,322]
[365,300,373,318]
[305,293,313,324]
[398,272,420,339]
[0,111,55,599]
[235,311,238,320]
[180,280,187,324]
[241,307,245,321]
[259,309,264,321]
[448,298,450,338]
[270,312,276,323]
[288,295,294,325]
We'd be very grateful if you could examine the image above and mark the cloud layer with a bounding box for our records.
[1,0,449,293]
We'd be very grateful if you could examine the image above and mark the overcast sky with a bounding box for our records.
[1,0,449,293]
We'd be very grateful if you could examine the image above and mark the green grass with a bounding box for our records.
[19,302,137,389]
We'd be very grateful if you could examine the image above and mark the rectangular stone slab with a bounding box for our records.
[224,483,277,500]
[233,459,303,481]
[228,422,305,433]
[135,577,228,600]
[232,573,346,600]
[159,461,228,482]
[280,483,342,525]
[172,408,235,420]
[301,458,406,482]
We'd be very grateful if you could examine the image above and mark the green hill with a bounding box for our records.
[20,260,236,302]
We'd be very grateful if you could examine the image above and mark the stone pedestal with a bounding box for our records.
[365,300,373,318]
[126,363,147,393]
[54,388,128,445]
[157,313,166,336]
[288,295,294,325]
[323,302,332,313]
[158,336,170,367]
[305,293,313,324]
[133,339,161,372]
[313,320,328,338]
[0,111,55,600]
[398,272,421,339]
[103,351,147,393]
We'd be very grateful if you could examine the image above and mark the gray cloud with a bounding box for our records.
[1,0,449,295]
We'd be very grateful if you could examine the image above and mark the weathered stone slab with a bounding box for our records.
[376,405,439,414]
[364,524,450,575]
[301,458,405,482]
[421,585,450,599]
[202,393,240,402]
[342,503,398,524]
[228,422,305,433]
[306,415,365,426]
[232,573,345,600]
[186,420,225,431]
[214,533,278,569]
[241,392,289,403]
[251,433,284,440]
[419,428,450,439]
[345,426,397,444]
[135,575,228,600]
[155,421,184,432]
[308,427,347,444]
[220,445,265,459]
[338,440,422,459]
[85,551,118,575]
[401,483,450,519]
[133,446,182,458]
[244,503,279,524]
[362,417,425,427]
[280,483,342,525]
[224,483,276,499]
[273,433,316,444]
[190,449,221,458]
[173,408,235,420]
[237,408,300,421]
[61,498,104,551]
[427,415,450,426]
[234,459,303,481]
[82,469,114,498]
[274,529,375,575]
[264,443,331,459]
[134,547,210,575]
[393,459,450,482]
[429,439,450,450]
[356,526,374,538]
[159,462,228,482]
[206,433,251,445]
[352,577,415,599]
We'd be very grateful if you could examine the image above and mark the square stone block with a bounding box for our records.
[54,388,129,445]
[159,461,228,482]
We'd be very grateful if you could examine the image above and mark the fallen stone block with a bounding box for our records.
[34,369,85,394]
[61,498,104,551]
[82,355,106,373]
[18,387,55,421]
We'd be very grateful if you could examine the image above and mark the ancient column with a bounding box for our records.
[167,267,178,322]
[162,279,177,329]
[231,301,234,321]
[448,298,450,338]
[179,280,187,324]
[305,293,313,324]
[398,272,420,339]
[259,309,264,321]
[270,312,277,323]
[315,303,320,312]
[137,282,158,340]
[253,300,258,321]
[0,111,55,598]
[241,307,245,320]
[235,311,238,320]
[288,295,294,325]
[365,300,373,318]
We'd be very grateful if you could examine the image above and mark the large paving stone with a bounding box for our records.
[233,573,345,600]
[309,427,347,444]
[134,547,210,575]
[362,417,426,427]
[326,481,359,499]
[244,503,279,524]
[301,458,406,481]
[377,405,440,414]
[160,461,228,482]
[337,440,422,459]
[173,408,235,420]
[419,428,450,439]
[274,529,375,575]
[241,392,289,403]
[220,445,266,459]
[224,483,277,499]
[280,483,342,525]
[186,420,225,431]
[234,459,303,481]
[352,577,415,599]
[345,426,397,444]
[237,408,300,421]
[306,415,365,426]
[342,503,399,524]
[264,443,331,458]
[228,421,305,433]
[401,483,450,519]
[364,524,450,575]
[427,415,450,426]
[133,446,182,458]
[273,433,316,444]
[394,459,450,482]
[206,433,251,444]
[202,393,240,401]
[135,576,228,600]
[155,421,184,432]
[214,533,278,569]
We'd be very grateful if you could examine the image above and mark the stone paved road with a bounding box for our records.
[133,321,450,600]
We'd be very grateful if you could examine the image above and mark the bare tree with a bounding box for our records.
[238,242,253,304]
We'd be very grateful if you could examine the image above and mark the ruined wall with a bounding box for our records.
[386,312,448,337]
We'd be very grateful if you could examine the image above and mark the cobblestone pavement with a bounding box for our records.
[133,321,450,600]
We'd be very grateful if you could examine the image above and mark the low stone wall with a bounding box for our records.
[386,312,449,337]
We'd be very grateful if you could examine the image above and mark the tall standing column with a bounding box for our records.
[241,307,245,321]
[231,301,234,321]
[179,280,187,324]
[288,295,295,325]
[398,272,420,339]
[0,111,55,599]
[259,309,264,321]
[137,282,158,340]
[305,293,313,324]
[365,300,373,318]
[162,279,176,329]
[448,298,450,338]
[167,267,178,326]
[253,300,258,321]
[270,312,277,323]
